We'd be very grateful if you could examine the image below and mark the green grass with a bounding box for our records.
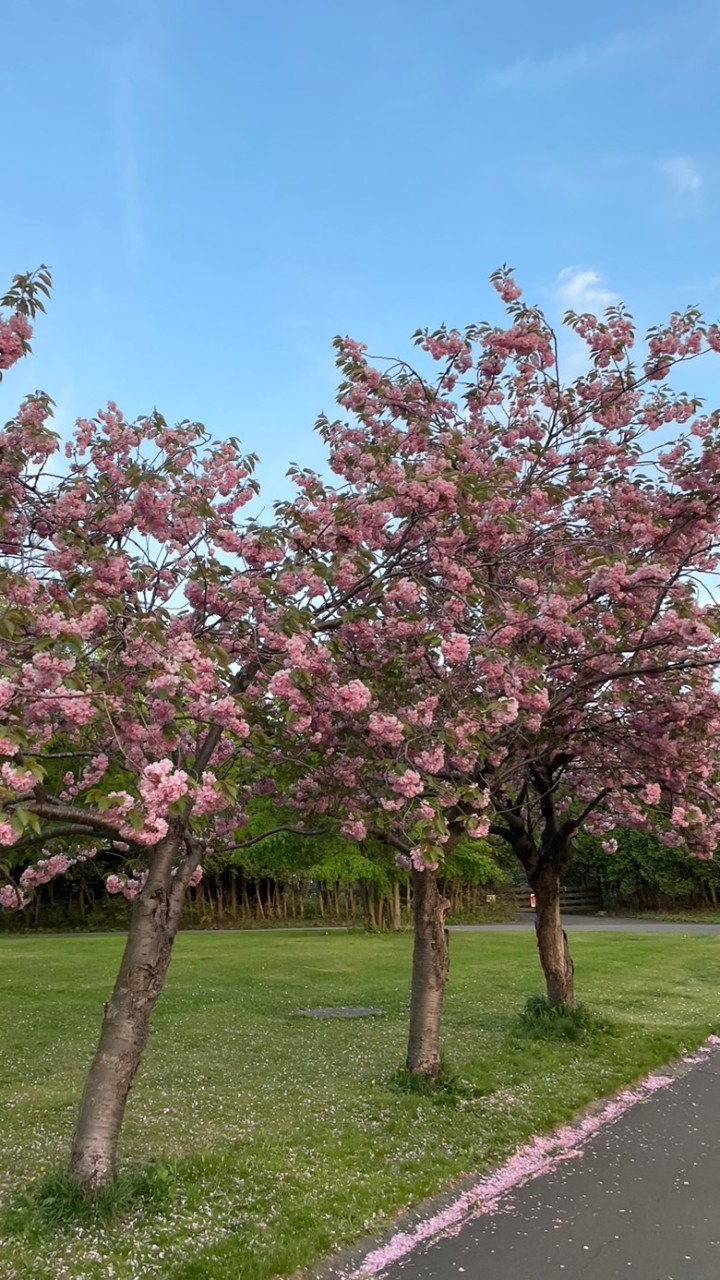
[1,930,719,1279]
[621,909,720,925]
[516,993,615,1042]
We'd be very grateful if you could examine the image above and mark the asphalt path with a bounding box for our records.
[450,914,720,934]
[372,1048,720,1280]
[10,916,720,940]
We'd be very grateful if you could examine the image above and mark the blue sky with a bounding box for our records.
[3,0,720,501]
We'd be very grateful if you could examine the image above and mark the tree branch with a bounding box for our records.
[368,825,412,854]
[223,825,333,852]
[191,661,260,779]
[13,824,104,851]
[563,789,610,837]
[14,801,138,845]
[488,823,514,842]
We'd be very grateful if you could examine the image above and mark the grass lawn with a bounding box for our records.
[1,929,719,1280]
[624,909,720,925]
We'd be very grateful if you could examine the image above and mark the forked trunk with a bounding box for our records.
[406,868,450,1078]
[533,860,575,1007]
[69,836,184,1192]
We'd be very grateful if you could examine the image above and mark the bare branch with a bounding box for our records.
[223,825,333,852]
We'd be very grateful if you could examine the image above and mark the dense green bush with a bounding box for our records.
[568,829,720,910]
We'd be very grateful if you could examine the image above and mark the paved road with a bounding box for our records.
[8,916,720,941]
[451,914,720,934]
[373,1048,720,1280]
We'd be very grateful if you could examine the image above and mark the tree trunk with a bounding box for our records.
[390,881,402,931]
[364,884,377,930]
[68,836,184,1193]
[533,860,575,1007]
[406,868,450,1079]
[254,881,265,919]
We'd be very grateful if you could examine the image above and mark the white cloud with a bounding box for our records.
[554,267,618,312]
[485,30,647,90]
[662,155,703,199]
[551,269,620,384]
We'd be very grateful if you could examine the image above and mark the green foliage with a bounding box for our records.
[444,836,512,886]
[309,837,394,888]
[1,264,52,319]
[570,829,720,908]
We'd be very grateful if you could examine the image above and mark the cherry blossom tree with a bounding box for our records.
[270,268,720,1072]
[0,268,309,1191]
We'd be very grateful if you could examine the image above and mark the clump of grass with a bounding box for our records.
[2,1161,177,1237]
[516,994,615,1042]
[388,1060,484,1105]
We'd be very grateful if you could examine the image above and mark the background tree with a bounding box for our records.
[269,268,720,1064]
[569,829,720,912]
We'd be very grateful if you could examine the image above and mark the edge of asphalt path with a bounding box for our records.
[307,1036,720,1280]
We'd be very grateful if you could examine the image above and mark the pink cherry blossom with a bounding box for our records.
[268,268,720,1019]
[442,632,471,664]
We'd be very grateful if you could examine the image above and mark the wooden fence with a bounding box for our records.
[506,885,602,914]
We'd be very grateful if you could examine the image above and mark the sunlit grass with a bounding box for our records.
[1,929,718,1279]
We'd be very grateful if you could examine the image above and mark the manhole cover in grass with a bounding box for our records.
[294,1006,385,1019]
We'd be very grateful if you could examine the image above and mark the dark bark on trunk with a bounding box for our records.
[406,868,450,1079]
[68,835,185,1192]
[532,860,575,1007]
